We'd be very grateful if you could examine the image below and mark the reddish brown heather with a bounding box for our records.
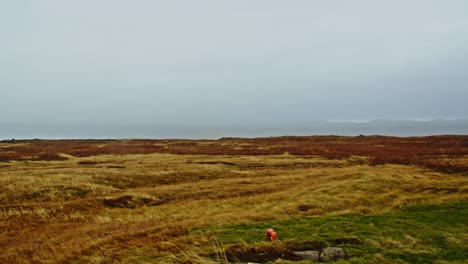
[1,136,467,172]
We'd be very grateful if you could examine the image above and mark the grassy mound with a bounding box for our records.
[194,202,468,263]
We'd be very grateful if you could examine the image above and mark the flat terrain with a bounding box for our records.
[0,136,467,263]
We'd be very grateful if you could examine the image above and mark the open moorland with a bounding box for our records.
[0,136,467,263]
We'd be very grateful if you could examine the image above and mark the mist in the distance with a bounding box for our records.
[2,1,468,138]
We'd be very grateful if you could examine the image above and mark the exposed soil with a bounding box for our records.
[224,244,303,262]
[221,239,360,263]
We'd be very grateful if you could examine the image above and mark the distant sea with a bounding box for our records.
[1,120,467,140]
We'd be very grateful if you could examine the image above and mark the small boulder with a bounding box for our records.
[320,247,347,262]
[293,251,320,261]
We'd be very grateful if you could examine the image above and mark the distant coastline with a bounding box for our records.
[1,119,467,140]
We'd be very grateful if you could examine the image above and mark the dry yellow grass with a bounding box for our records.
[1,150,467,263]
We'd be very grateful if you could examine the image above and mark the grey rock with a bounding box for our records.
[293,250,320,261]
[320,247,347,262]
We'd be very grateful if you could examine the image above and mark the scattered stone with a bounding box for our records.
[293,247,347,262]
[225,241,347,263]
[293,250,320,261]
[320,247,347,262]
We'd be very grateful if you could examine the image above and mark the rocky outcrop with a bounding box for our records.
[293,247,347,262]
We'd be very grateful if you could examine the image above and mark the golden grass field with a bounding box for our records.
[0,136,467,263]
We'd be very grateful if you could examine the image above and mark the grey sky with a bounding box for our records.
[1,0,468,127]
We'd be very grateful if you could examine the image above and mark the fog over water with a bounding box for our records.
[1,1,468,139]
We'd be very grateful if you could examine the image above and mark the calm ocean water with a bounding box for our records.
[1,120,467,140]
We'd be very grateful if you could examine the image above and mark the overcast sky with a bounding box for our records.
[1,0,468,127]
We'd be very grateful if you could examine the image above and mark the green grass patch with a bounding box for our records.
[193,202,468,263]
